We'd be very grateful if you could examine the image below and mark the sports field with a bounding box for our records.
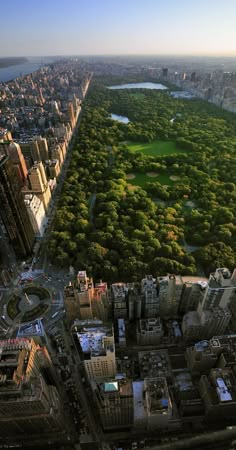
[127,140,186,156]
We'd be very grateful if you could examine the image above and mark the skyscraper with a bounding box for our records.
[158,275,183,318]
[94,378,134,430]
[200,268,236,311]
[0,338,66,444]
[0,151,35,256]
[74,320,116,381]
[27,161,51,211]
[8,141,28,183]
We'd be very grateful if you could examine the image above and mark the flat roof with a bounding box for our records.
[133,381,146,421]
[17,319,44,337]
[104,381,118,392]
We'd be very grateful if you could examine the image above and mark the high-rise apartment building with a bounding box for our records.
[67,101,75,128]
[158,274,183,318]
[162,68,168,77]
[51,144,64,167]
[92,280,110,322]
[77,270,94,320]
[179,276,208,314]
[0,128,12,141]
[65,275,110,323]
[94,378,134,430]
[64,282,80,323]
[8,141,28,183]
[74,320,116,381]
[27,161,51,211]
[0,151,35,256]
[200,268,236,311]
[0,338,66,443]
[127,283,142,320]
[24,193,46,237]
[182,307,231,341]
[32,136,49,161]
[199,367,236,421]
[111,283,128,319]
[141,275,159,318]
[144,377,172,430]
[137,318,163,345]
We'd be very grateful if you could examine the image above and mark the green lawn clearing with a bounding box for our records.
[127,140,186,156]
[127,172,176,188]
[130,92,146,101]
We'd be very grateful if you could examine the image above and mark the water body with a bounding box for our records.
[111,113,130,124]
[108,82,167,90]
[170,91,195,99]
[0,57,55,83]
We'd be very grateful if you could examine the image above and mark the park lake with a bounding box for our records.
[111,113,130,123]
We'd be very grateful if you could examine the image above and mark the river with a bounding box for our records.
[0,57,55,83]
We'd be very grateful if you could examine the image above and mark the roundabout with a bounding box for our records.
[6,285,51,323]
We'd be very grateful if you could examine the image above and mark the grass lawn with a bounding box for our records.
[7,295,21,320]
[128,172,175,188]
[128,173,150,188]
[130,92,146,101]
[22,303,48,322]
[156,174,175,185]
[23,285,50,300]
[127,140,186,156]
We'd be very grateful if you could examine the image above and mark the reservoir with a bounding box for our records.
[111,113,130,124]
[108,82,167,90]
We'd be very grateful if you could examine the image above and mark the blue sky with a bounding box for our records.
[1,0,236,56]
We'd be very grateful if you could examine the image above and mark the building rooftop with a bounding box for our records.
[112,283,127,299]
[181,276,208,284]
[144,377,171,415]
[75,323,114,357]
[139,318,162,333]
[104,381,118,392]
[102,378,133,397]
[17,320,44,337]
[133,381,146,422]
[141,275,156,293]
[209,268,236,289]
[139,350,171,379]
[207,368,236,404]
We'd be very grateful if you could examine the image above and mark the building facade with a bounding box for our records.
[137,318,163,345]
[24,193,46,237]
[74,321,116,381]
[0,338,66,442]
[95,378,134,430]
[0,152,35,256]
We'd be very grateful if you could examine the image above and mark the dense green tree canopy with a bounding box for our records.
[49,76,236,280]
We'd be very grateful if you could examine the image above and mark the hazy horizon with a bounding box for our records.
[1,0,236,58]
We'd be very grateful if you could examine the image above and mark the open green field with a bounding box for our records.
[127,140,186,156]
[130,92,146,101]
[127,172,176,188]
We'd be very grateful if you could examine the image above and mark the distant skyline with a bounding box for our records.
[1,0,236,57]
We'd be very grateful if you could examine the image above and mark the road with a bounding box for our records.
[88,192,96,227]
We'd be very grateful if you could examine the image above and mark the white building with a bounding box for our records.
[200,268,236,311]
[24,194,46,237]
[75,321,116,381]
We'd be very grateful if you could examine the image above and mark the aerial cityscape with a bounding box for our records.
[0,1,236,450]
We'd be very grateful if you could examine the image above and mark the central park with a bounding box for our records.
[48,77,236,282]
